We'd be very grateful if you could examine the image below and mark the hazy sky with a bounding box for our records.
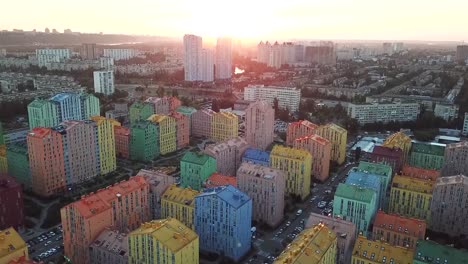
[3,0,468,42]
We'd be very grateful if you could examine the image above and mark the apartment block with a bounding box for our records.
[93,70,115,95]
[237,163,285,227]
[389,175,434,223]
[195,185,252,262]
[145,96,173,115]
[270,145,312,200]
[203,137,249,176]
[136,169,175,219]
[315,123,347,165]
[333,183,378,236]
[0,145,7,173]
[36,48,71,67]
[413,239,468,264]
[293,133,331,182]
[161,185,199,229]
[129,102,154,124]
[215,37,232,80]
[383,131,412,163]
[128,218,199,264]
[242,148,270,166]
[180,151,216,191]
[409,142,445,170]
[245,100,274,150]
[244,85,301,112]
[169,111,190,149]
[357,161,393,194]
[372,211,426,249]
[50,92,100,123]
[130,121,159,162]
[183,34,202,82]
[286,120,318,146]
[345,171,383,209]
[61,176,150,264]
[347,102,420,124]
[401,165,440,181]
[6,143,31,189]
[369,146,403,173]
[351,236,414,264]
[89,229,128,264]
[0,175,24,230]
[91,116,119,175]
[191,109,215,138]
[176,106,197,135]
[442,141,468,176]
[274,224,337,264]
[463,112,468,136]
[114,126,130,159]
[80,43,97,60]
[204,173,237,188]
[0,228,28,264]
[211,112,238,142]
[306,214,356,264]
[147,114,176,155]
[27,99,59,129]
[102,49,137,61]
[434,103,459,121]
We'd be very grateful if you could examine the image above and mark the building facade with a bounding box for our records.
[463,112,468,136]
[0,228,28,264]
[315,123,347,165]
[6,143,31,189]
[27,99,59,129]
[147,114,176,155]
[203,137,249,176]
[183,34,202,82]
[351,236,414,264]
[90,116,119,175]
[191,109,215,138]
[369,146,403,175]
[161,185,199,229]
[409,142,445,170]
[434,103,459,122]
[215,37,232,80]
[130,121,159,162]
[442,141,468,176]
[245,101,274,150]
[204,173,237,188]
[36,48,71,67]
[93,70,115,95]
[401,165,440,181]
[211,112,238,142]
[293,133,331,182]
[176,106,197,135]
[413,239,468,264]
[244,84,301,112]
[180,151,216,191]
[200,49,214,82]
[89,229,128,264]
[0,175,24,230]
[102,49,137,61]
[169,111,190,149]
[129,102,154,124]
[286,120,318,146]
[114,126,130,159]
[345,171,383,209]
[347,102,420,124]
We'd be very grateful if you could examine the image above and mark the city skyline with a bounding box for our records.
[2,0,468,42]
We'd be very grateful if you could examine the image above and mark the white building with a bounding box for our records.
[347,102,420,124]
[200,49,214,82]
[215,37,232,80]
[434,103,459,122]
[268,42,282,68]
[282,42,296,64]
[102,49,137,61]
[183,34,202,81]
[100,57,114,70]
[244,84,301,112]
[93,70,115,95]
[463,113,468,136]
[36,48,71,67]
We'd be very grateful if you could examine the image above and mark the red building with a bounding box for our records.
[369,146,403,173]
[204,172,237,188]
[0,174,24,230]
[114,126,130,159]
[169,111,190,149]
[401,165,440,181]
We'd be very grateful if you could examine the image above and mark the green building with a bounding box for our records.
[333,183,378,236]
[130,120,159,162]
[0,122,4,145]
[129,102,154,124]
[409,142,445,170]
[413,239,468,264]
[80,92,101,118]
[176,106,197,134]
[6,143,31,189]
[180,151,216,191]
[27,99,59,129]
[357,161,392,208]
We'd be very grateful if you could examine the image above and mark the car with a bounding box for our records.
[317,201,327,209]
[324,190,332,194]
[285,221,291,227]
[296,209,303,216]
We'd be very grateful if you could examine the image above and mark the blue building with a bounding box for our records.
[242,148,270,166]
[346,171,383,209]
[195,185,252,261]
[50,92,84,122]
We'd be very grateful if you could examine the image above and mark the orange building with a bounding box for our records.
[114,126,130,159]
[286,120,318,146]
[61,176,150,264]
[293,134,331,182]
[27,127,66,197]
[169,111,190,149]
[401,165,440,181]
[204,173,237,188]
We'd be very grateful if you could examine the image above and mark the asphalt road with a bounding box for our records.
[27,225,63,263]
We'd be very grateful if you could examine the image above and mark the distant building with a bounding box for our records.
[204,173,236,188]
[180,151,216,191]
[136,169,175,219]
[113,126,130,159]
[102,49,137,61]
[409,142,445,170]
[144,96,175,115]
[293,133,331,182]
[89,229,128,264]
[434,103,459,121]
[413,239,468,264]
[93,70,115,95]
[352,236,414,264]
[215,37,232,80]
[242,148,270,166]
[347,102,420,124]
[36,48,71,67]
[463,113,468,136]
[244,84,301,112]
[191,109,215,138]
[286,120,319,146]
[99,57,114,70]
[0,228,28,263]
[130,121,159,162]
[147,114,176,155]
[80,43,97,60]
[304,42,336,65]
[442,141,468,176]
[0,175,24,230]
[245,101,274,150]
[183,34,202,82]
[200,49,214,82]
[161,185,199,229]
[315,123,347,165]
[211,112,238,142]
[203,137,248,176]
[456,45,468,63]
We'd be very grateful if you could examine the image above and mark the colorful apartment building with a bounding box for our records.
[114,126,130,159]
[147,114,176,155]
[61,176,150,264]
[27,127,66,196]
[176,106,197,135]
[389,175,434,223]
[357,161,393,194]
[180,151,216,191]
[351,236,414,264]
[6,143,31,189]
[136,169,176,219]
[242,148,270,166]
[245,100,274,150]
[161,184,199,229]
[430,175,468,237]
[383,131,412,163]
[372,210,426,249]
[293,133,331,182]
[169,111,190,149]
[345,171,383,209]
[237,163,285,227]
[89,229,128,264]
[401,165,440,181]
[413,239,468,264]
[369,145,403,173]
[145,96,171,114]
[80,92,101,120]
[211,112,238,142]
[129,102,154,124]
[314,123,347,165]
[0,175,24,230]
[27,99,59,129]
[91,116,120,175]
[0,145,7,173]
[49,92,100,123]
[286,120,318,146]
[270,145,312,200]
[170,97,182,112]
[128,218,199,264]
[194,185,252,262]
[442,141,468,176]
[306,214,356,264]
[130,121,159,162]
[203,137,249,176]
[333,183,378,236]
[0,228,28,264]
[204,173,237,188]
[191,109,215,138]
[274,224,337,264]
[409,142,445,170]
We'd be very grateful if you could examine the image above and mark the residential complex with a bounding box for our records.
[203,137,248,176]
[90,116,119,175]
[347,102,420,124]
[244,84,301,112]
[315,123,347,165]
[270,145,312,199]
[147,114,177,155]
[128,218,199,264]
[0,175,24,230]
[293,133,331,182]
[409,142,445,170]
[351,236,414,264]
[345,171,382,209]
[89,229,128,264]
[413,239,468,264]
[180,151,216,190]
[215,37,232,80]
[242,148,270,166]
[442,141,468,176]
[27,99,59,129]
[245,100,274,150]
[130,121,159,162]
[114,126,130,159]
[0,228,28,264]
[102,48,137,61]
[194,185,252,262]
[161,184,199,229]
[191,109,214,138]
[36,48,71,67]
[383,131,412,163]
[93,70,115,95]
[237,163,285,227]
[357,161,393,194]
[136,169,176,219]
[286,120,318,146]
[210,112,238,142]
[129,102,154,124]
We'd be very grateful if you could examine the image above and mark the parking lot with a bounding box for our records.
[27,225,64,263]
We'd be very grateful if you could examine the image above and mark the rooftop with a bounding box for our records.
[306,213,356,239]
[205,173,237,188]
[374,210,426,237]
[27,127,53,139]
[383,132,412,149]
[147,114,174,124]
[357,161,392,178]
[401,165,440,181]
[27,98,54,109]
[294,133,330,146]
[245,84,299,91]
[414,240,468,264]
[90,116,120,126]
[271,145,311,161]
[91,229,128,258]
[352,236,414,263]
[242,148,270,163]
[346,172,381,191]
[197,185,251,209]
[181,151,215,166]
[0,227,27,259]
[335,183,376,203]
[391,175,434,194]
[0,174,21,192]
[323,123,347,134]
[175,106,197,114]
[213,111,238,120]
[371,145,403,157]
[411,141,445,156]
[162,185,199,207]
[237,163,284,181]
[435,175,468,187]
[289,120,319,130]
[49,92,77,102]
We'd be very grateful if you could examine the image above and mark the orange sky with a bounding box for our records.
[2,0,468,42]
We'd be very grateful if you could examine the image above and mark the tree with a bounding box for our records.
[355,147,362,161]
[156,86,165,98]
[172,89,179,97]
[135,86,144,93]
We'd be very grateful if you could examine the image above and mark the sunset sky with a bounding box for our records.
[3,0,468,42]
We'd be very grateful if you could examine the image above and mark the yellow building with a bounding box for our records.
[91,116,120,175]
[389,175,434,223]
[0,228,28,264]
[351,236,414,264]
[161,184,199,229]
[383,131,412,163]
[148,114,177,155]
[211,112,238,142]
[274,223,337,264]
[128,218,199,264]
[0,145,7,173]
[270,145,312,200]
[315,123,347,165]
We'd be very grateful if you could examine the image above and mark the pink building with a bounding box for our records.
[169,97,182,111]
[286,120,318,146]
[27,127,66,197]
[145,96,170,114]
[203,137,249,176]
[169,111,190,149]
[205,173,237,188]
[237,162,285,227]
[245,101,274,150]
[192,109,215,138]
[114,126,130,159]
[293,134,331,182]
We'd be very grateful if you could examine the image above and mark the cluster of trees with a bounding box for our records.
[0,99,31,122]
[115,52,166,65]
